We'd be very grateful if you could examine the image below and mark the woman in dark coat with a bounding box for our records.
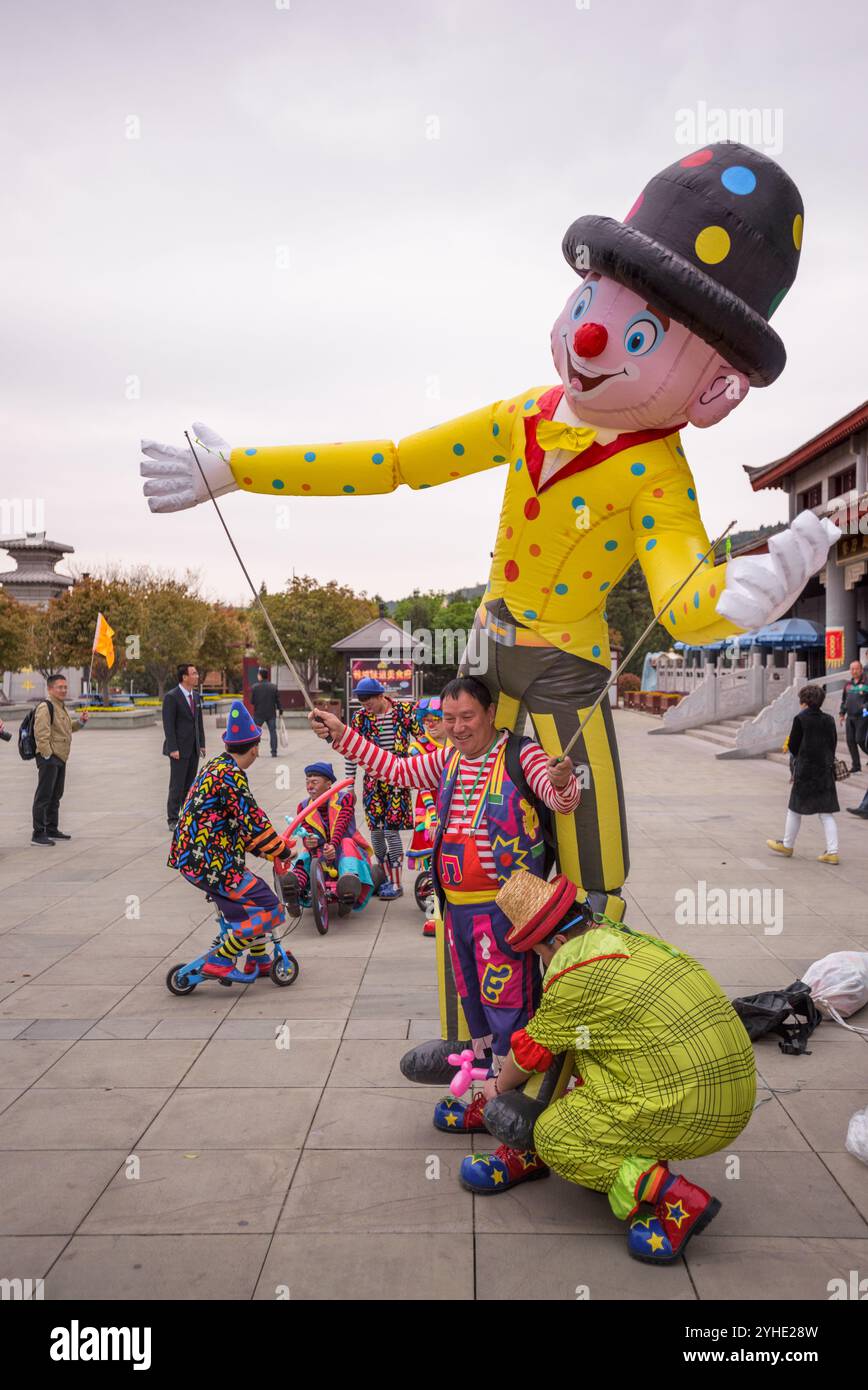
[768,685,839,863]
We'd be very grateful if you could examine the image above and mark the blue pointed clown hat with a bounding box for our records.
[223,701,261,747]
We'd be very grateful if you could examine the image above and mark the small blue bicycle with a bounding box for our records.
[165,900,301,995]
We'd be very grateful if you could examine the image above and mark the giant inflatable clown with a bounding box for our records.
[141,142,838,920]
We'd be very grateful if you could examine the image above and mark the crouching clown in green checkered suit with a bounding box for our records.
[466,871,756,1265]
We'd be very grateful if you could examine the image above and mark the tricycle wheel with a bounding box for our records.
[166,963,197,996]
[312,860,329,935]
[271,953,299,986]
[414,871,433,913]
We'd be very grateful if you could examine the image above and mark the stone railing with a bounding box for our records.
[652,655,765,734]
[718,666,850,759]
[654,664,709,694]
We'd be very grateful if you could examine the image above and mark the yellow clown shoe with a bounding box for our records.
[766,840,793,857]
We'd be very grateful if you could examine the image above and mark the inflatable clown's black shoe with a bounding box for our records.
[399,1038,490,1087]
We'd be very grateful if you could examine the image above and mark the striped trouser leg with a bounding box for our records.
[461,613,527,736]
[529,693,628,899]
[506,644,629,904]
[463,611,629,897]
[214,929,246,963]
[384,828,404,869]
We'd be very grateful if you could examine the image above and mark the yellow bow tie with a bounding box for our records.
[536,419,598,455]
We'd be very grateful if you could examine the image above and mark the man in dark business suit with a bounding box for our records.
[162,663,206,827]
[250,667,281,757]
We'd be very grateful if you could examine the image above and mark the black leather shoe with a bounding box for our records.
[31,833,55,846]
[846,807,868,818]
[48,830,71,840]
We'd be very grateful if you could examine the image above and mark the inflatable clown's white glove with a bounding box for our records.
[716,510,841,631]
[140,422,237,513]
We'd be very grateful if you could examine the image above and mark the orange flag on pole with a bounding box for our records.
[92,613,116,668]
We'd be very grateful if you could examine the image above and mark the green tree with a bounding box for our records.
[392,589,446,632]
[131,572,211,697]
[197,606,249,690]
[0,592,29,675]
[391,591,478,691]
[425,596,477,689]
[31,574,141,700]
[251,576,377,695]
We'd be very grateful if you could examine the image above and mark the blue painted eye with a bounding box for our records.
[624,312,664,357]
[570,283,595,321]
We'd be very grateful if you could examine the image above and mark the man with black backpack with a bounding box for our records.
[309,674,579,1193]
[24,674,89,845]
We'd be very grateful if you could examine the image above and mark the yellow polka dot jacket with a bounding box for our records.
[230,385,742,668]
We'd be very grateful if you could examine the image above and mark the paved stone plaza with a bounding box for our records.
[0,710,866,1301]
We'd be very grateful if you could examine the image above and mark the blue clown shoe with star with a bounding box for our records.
[459,1143,549,1194]
[628,1172,721,1264]
[433,1091,489,1134]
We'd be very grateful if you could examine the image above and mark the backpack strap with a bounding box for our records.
[504,731,558,873]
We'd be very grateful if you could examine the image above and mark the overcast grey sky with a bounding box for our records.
[2,0,866,604]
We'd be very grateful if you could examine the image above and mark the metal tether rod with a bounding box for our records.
[559,518,738,761]
[184,431,318,714]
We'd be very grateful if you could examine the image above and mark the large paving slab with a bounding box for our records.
[0,713,865,1300]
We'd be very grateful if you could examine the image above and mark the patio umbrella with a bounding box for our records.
[751,618,824,647]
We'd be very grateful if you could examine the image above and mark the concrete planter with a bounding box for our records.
[84,710,159,730]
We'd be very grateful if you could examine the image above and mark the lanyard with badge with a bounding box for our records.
[453,737,500,833]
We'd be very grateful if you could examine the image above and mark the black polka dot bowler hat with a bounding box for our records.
[562,143,804,386]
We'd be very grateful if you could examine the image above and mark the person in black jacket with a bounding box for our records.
[768,685,839,863]
[838,659,867,773]
[250,668,281,757]
[162,663,206,827]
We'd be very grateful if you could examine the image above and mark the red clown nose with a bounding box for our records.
[573,322,608,358]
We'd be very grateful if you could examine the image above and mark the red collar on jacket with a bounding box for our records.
[524,387,683,494]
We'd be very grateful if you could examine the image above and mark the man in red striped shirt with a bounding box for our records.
[310,675,581,1192]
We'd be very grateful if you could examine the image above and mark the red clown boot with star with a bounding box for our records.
[627,1167,721,1264]
[458,1143,549,1193]
[433,1091,489,1134]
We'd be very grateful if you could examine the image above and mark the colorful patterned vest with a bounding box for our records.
[431,735,549,902]
[298,786,357,841]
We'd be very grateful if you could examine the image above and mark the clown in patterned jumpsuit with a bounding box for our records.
[168,705,289,979]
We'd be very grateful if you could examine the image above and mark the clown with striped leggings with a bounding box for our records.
[168,702,289,979]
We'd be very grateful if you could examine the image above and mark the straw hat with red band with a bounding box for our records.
[499,872,584,952]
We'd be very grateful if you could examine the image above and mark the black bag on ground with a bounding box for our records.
[732,979,821,1055]
[17,700,52,761]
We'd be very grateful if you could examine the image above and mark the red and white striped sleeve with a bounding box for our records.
[336,725,447,790]
[518,742,581,812]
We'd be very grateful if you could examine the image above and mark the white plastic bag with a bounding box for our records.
[802,951,868,1034]
[846,1107,868,1165]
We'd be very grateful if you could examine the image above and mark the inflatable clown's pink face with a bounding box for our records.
[550,273,750,432]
